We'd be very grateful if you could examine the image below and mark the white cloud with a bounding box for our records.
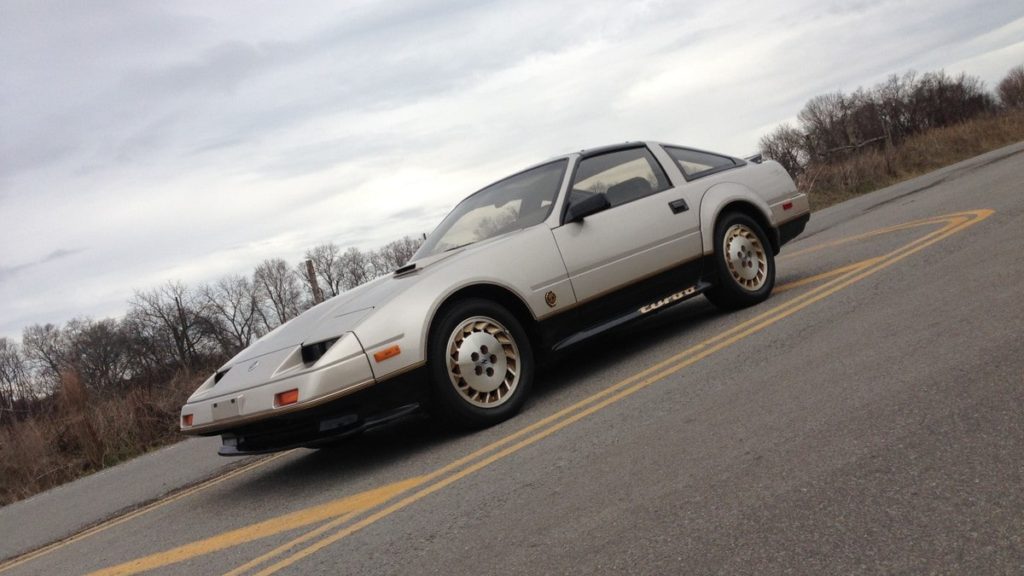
[1,0,1023,337]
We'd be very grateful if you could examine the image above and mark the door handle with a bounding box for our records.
[668,199,689,214]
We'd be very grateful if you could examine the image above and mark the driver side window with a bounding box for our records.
[570,147,670,208]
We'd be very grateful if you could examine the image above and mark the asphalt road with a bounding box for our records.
[2,143,1023,575]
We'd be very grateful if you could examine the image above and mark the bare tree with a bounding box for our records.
[21,323,69,394]
[0,338,33,420]
[998,64,1024,109]
[760,67,999,186]
[200,275,264,357]
[338,247,372,290]
[876,71,918,144]
[305,242,344,297]
[64,318,133,395]
[128,282,215,371]
[370,235,423,276]
[798,92,850,161]
[910,71,995,129]
[254,258,303,329]
[759,123,806,177]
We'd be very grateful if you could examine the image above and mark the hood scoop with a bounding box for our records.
[393,262,417,277]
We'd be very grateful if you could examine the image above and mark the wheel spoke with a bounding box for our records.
[723,223,768,292]
[445,315,521,409]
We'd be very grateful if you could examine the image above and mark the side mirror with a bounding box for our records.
[565,193,610,223]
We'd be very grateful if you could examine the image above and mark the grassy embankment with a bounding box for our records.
[802,110,1024,210]
[0,373,199,506]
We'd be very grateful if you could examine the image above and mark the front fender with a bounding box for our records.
[351,226,574,381]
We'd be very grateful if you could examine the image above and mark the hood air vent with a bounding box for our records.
[393,263,417,277]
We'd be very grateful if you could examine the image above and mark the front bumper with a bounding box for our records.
[217,367,426,455]
[180,335,376,435]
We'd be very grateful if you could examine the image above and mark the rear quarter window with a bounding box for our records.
[664,147,738,179]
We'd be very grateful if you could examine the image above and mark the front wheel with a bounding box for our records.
[704,212,775,310]
[426,298,533,429]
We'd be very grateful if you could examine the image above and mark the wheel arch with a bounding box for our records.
[425,283,540,359]
[716,201,779,254]
[700,183,780,255]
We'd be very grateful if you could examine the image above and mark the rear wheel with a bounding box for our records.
[705,212,775,310]
[427,298,533,428]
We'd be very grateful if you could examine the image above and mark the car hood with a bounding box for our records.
[223,250,459,367]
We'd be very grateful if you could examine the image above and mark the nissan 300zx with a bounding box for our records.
[181,142,809,455]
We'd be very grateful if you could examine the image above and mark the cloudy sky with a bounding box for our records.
[1,0,1022,338]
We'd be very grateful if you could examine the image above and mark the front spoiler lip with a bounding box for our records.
[181,377,376,435]
[217,403,421,456]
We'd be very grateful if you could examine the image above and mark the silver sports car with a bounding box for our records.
[181,142,809,455]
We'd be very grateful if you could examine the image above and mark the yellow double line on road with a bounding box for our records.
[2,210,992,576]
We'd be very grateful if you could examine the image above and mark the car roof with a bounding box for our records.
[527,141,651,168]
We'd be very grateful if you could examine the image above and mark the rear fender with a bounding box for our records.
[698,182,775,255]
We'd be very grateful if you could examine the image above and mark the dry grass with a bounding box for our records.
[800,111,1024,210]
[0,372,200,506]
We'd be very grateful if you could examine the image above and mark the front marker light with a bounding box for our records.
[275,389,299,407]
[373,345,401,363]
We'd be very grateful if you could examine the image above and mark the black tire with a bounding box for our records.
[426,298,534,429]
[704,212,776,310]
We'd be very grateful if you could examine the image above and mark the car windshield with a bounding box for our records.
[414,159,568,259]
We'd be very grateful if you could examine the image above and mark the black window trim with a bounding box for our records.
[559,144,674,226]
[663,145,746,182]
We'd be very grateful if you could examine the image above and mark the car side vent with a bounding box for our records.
[393,263,417,277]
[301,337,339,365]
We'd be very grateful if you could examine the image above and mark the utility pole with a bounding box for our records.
[305,259,324,304]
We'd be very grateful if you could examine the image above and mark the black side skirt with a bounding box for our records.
[551,280,714,350]
[539,257,714,352]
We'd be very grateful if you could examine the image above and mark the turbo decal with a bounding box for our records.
[639,286,697,314]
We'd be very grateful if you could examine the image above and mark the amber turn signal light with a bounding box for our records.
[275,389,299,407]
[182,414,194,427]
[373,345,401,363]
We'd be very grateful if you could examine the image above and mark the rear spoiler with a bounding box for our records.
[744,153,763,164]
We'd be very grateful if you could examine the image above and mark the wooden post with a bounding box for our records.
[305,259,324,304]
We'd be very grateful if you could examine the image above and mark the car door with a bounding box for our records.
[551,144,704,312]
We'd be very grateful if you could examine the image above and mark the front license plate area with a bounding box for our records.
[212,397,241,420]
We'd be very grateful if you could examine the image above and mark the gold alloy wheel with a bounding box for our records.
[723,223,768,291]
[446,316,521,408]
